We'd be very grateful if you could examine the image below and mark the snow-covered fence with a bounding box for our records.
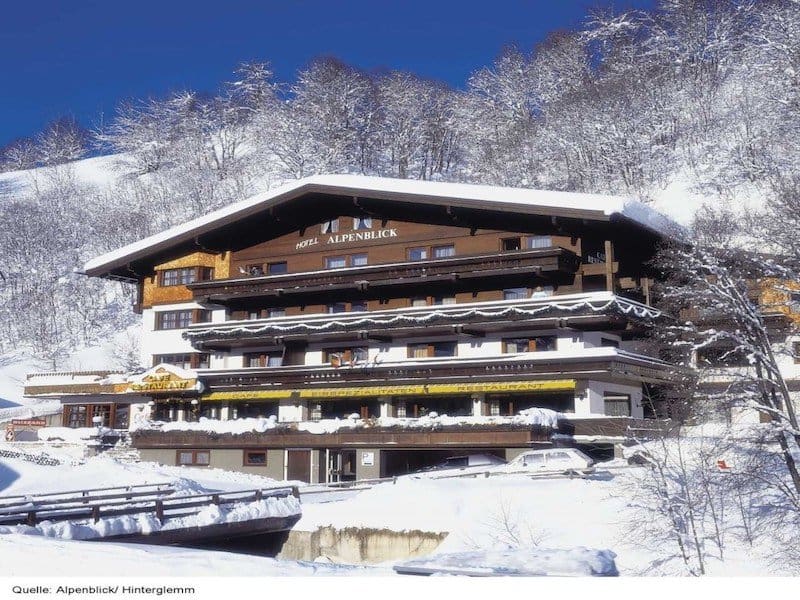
[0,446,77,467]
[0,485,299,528]
[0,483,176,519]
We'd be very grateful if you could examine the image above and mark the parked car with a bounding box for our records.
[502,448,596,476]
[412,454,507,477]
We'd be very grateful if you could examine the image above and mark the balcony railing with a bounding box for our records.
[187,248,581,302]
[199,349,676,390]
[184,292,663,347]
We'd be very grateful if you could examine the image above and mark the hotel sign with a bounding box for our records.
[295,228,398,250]
[203,380,576,402]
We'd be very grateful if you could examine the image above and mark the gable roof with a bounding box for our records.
[83,174,681,279]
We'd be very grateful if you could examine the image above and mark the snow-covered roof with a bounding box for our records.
[83,174,680,277]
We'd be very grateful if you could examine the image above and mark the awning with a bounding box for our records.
[201,379,576,401]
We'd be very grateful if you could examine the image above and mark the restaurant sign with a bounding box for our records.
[127,365,202,395]
[202,380,576,402]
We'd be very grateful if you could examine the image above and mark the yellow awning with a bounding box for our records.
[202,379,576,402]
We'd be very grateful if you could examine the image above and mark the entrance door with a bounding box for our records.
[327,450,357,483]
[286,449,311,483]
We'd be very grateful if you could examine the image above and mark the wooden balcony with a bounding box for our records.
[199,351,676,393]
[187,248,581,303]
[185,293,663,349]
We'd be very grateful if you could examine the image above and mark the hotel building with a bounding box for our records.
[24,175,680,481]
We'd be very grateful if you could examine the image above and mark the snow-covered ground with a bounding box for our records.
[1,423,794,578]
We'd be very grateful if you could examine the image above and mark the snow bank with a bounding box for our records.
[0,534,387,576]
[396,547,618,576]
[138,409,561,436]
[37,426,110,443]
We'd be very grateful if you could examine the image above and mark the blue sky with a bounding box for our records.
[0,0,654,147]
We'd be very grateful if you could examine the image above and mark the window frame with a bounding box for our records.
[603,393,632,417]
[323,347,369,366]
[353,216,373,231]
[321,219,340,234]
[407,341,458,359]
[407,247,428,261]
[243,450,269,467]
[502,336,558,353]
[501,237,522,252]
[526,235,553,249]
[152,353,211,369]
[503,288,529,301]
[177,449,211,467]
[325,255,347,269]
[431,244,455,259]
[268,261,288,275]
[159,266,214,287]
[243,351,284,368]
[156,309,211,330]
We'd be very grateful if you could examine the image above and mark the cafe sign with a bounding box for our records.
[127,365,203,395]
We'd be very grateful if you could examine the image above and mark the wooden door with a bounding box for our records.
[286,449,311,482]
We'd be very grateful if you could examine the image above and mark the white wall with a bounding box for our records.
[141,303,224,367]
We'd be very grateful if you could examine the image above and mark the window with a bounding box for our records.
[160,267,213,287]
[408,247,428,261]
[323,347,368,366]
[244,352,283,368]
[327,302,348,314]
[156,310,210,330]
[502,237,521,251]
[411,297,428,307]
[177,450,210,466]
[248,310,262,320]
[433,341,457,357]
[696,347,749,367]
[246,264,264,276]
[503,288,529,300]
[325,256,347,269]
[92,405,111,427]
[67,405,87,428]
[157,310,191,330]
[604,393,631,417]
[503,336,557,353]
[152,353,210,369]
[351,301,368,312]
[243,450,268,466]
[353,217,372,230]
[408,343,429,359]
[433,295,456,305]
[268,308,286,318]
[114,405,129,429]
[407,342,457,358]
[527,236,552,249]
[432,245,455,259]
[351,253,368,267]
[161,268,195,287]
[268,262,288,275]
[321,219,339,234]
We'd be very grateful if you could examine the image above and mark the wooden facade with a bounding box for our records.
[36,177,680,477]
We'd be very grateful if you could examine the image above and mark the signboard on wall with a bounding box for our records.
[361,452,375,467]
[202,379,577,402]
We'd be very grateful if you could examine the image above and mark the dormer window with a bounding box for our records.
[160,267,213,287]
[354,217,373,230]
[321,219,340,234]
